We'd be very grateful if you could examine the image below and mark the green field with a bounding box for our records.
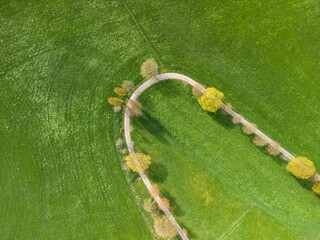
[1,0,320,239]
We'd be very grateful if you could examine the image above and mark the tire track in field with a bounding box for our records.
[120,0,163,67]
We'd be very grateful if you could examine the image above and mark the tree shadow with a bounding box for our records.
[147,163,168,183]
[133,111,171,144]
[161,190,185,217]
[295,178,313,191]
[208,109,235,129]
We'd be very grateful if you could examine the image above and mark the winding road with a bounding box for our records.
[123,73,305,240]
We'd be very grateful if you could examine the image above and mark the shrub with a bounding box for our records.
[115,138,123,147]
[232,115,242,124]
[107,97,124,106]
[242,123,257,135]
[198,87,224,113]
[287,157,316,179]
[113,106,122,112]
[253,136,268,147]
[312,181,320,195]
[140,59,159,79]
[154,216,178,239]
[122,80,134,93]
[266,144,281,156]
[144,198,160,216]
[113,87,126,96]
[127,99,142,117]
[125,153,151,172]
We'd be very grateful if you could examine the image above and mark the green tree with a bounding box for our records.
[287,157,316,179]
[198,87,224,112]
[140,59,159,79]
[125,153,151,172]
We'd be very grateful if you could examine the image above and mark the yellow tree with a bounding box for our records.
[125,153,151,172]
[113,87,126,96]
[198,87,224,113]
[312,181,320,195]
[107,97,124,106]
[287,157,316,179]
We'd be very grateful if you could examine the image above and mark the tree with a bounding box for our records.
[242,123,257,135]
[113,87,126,96]
[232,115,242,124]
[158,197,170,211]
[140,59,159,79]
[266,143,281,156]
[127,99,142,117]
[122,80,135,93]
[312,181,320,195]
[125,153,152,172]
[107,97,124,106]
[252,136,268,147]
[154,216,178,239]
[287,157,316,179]
[198,87,224,113]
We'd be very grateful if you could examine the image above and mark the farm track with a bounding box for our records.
[124,73,310,240]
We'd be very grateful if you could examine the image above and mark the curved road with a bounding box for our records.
[124,73,307,239]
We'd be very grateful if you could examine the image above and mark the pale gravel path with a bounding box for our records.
[123,72,310,240]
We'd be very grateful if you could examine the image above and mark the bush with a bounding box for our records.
[113,87,126,96]
[242,123,257,135]
[127,99,142,117]
[154,216,178,239]
[107,97,124,106]
[122,80,134,93]
[113,106,122,112]
[287,157,316,179]
[198,87,224,112]
[140,59,159,79]
[144,198,160,216]
[266,144,281,156]
[125,153,152,172]
[312,181,320,195]
[232,115,242,124]
[253,136,268,147]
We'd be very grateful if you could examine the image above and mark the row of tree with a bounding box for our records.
[107,59,160,116]
[231,114,320,196]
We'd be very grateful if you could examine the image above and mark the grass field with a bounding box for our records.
[1,0,320,239]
